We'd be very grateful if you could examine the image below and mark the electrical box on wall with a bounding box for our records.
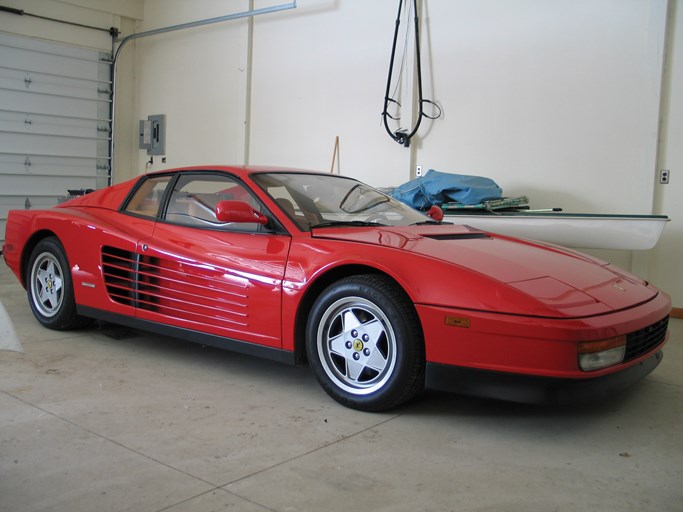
[139,114,166,155]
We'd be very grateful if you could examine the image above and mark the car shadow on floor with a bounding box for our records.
[82,320,669,424]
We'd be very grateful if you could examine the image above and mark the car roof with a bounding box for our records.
[144,165,331,180]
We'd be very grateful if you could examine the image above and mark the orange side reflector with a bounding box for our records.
[445,316,470,328]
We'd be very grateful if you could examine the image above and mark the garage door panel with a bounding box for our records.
[0,41,105,82]
[0,88,102,119]
[0,111,106,140]
[2,175,98,197]
[0,154,107,177]
[0,69,110,102]
[0,112,108,141]
[0,195,60,212]
[0,132,101,159]
[0,32,107,59]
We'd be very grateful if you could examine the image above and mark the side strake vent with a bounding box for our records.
[102,246,138,307]
[101,246,249,328]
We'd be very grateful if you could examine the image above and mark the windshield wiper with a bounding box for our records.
[410,220,453,225]
[310,220,387,228]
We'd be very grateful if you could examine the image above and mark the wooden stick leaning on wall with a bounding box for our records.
[330,136,340,174]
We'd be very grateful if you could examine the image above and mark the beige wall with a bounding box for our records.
[2,0,681,307]
[247,0,410,185]
[651,0,683,309]
[416,1,666,214]
[133,0,251,174]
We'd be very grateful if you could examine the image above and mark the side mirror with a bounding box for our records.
[215,200,268,225]
[427,205,444,222]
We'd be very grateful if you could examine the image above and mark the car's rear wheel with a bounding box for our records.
[27,237,90,330]
[306,275,425,411]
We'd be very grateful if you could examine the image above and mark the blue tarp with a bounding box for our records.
[390,169,503,209]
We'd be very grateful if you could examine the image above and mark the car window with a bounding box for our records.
[122,175,172,218]
[164,173,264,232]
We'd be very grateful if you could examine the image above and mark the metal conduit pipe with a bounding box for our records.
[109,1,297,182]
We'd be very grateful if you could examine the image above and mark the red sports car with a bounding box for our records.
[2,166,671,411]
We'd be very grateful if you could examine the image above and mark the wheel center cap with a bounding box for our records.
[353,339,364,351]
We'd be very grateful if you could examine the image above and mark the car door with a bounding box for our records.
[133,171,291,348]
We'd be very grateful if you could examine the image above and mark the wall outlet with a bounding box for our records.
[659,169,670,184]
[416,165,422,177]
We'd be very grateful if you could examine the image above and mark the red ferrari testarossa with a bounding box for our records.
[2,166,671,411]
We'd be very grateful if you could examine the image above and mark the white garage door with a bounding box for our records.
[0,32,112,244]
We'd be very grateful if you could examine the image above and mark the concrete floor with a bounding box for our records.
[1,260,682,512]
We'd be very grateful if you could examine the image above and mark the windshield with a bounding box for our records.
[252,172,430,230]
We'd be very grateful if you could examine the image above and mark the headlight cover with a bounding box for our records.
[578,336,626,371]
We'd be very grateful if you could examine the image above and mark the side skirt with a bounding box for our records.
[77,305,296,366]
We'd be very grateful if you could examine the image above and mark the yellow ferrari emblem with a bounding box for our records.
[353,339,364,351]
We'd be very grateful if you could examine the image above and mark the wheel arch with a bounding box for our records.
[20,230,60,287]
[292,263,421,364]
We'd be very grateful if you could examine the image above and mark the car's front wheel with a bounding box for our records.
[306,275,425,411]
[26,237,90,330]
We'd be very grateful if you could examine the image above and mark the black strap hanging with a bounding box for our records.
[381,0,441,147]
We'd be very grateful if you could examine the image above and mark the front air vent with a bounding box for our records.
[624,316,669,361]
[423,233,489,241]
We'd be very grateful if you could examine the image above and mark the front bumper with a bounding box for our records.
[416,291,671,378]
[425,350,663,405]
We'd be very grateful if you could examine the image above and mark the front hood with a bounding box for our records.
[312,224,657,316]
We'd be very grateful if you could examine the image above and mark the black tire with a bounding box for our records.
[306,274,425,411]
[26,237,91,330]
